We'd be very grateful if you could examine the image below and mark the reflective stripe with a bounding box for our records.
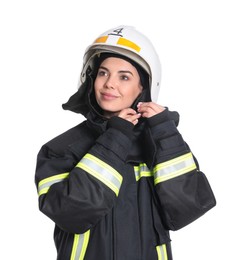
[76,153,123,196]
[154,152,197,185]
[38,172,69,196]
[70,230,90,260]
[156,244,168,260]
[134,163,153,181]
[117,37,141,52]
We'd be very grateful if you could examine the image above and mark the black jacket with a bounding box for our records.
[35,72,216,260]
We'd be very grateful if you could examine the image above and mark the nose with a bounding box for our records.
[105,75,116,89]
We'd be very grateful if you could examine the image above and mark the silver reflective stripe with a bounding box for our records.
[76,153,123,196]
[134,163,153,181]
[154,152,197,185]
[156,244,168,260]
[38,173,69,196]
[70,230,90,260]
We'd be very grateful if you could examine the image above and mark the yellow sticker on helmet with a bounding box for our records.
[94,36,108,43]
[94,35,141,53]
[117,37,141,52]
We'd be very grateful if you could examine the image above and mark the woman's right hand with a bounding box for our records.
[118,108,141,125]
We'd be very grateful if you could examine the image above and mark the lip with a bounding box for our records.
[100,92,119,100]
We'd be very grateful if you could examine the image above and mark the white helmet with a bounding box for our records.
[80,25,161,102]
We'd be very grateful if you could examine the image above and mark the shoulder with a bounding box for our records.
[42,121,94,156]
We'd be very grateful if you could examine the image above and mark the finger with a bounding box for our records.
[118,108,141,125]
[138,102,164,112]
[138,104,157,116]
[125,113,141,125]
[137,102,165,118]
[141,110,156,118]
[118,108,137,118]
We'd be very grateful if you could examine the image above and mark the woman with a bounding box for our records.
[35,25,216,260]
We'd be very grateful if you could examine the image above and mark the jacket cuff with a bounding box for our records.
[107,116,134,138]
[147,108,180,127]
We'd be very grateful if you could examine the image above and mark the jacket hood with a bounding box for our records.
[62,67,99,119]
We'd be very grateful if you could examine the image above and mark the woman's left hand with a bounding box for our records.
[137,102,165,118]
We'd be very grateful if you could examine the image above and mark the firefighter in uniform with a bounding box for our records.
[35,25,216,260]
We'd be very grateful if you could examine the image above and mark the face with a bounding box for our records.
[94,57,143,118]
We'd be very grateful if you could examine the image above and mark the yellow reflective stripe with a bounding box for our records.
[117,37,141,52]
[154,152,197,185]
[134,163,153,181]
[94,36,108,43]
[70,230,90,260]
[38,172,69,196]
[76,153,123,196]
[94,34,141,53]
[156,244,168,260]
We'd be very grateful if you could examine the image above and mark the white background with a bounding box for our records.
[1,0,251,259]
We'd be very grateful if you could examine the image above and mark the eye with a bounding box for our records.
[97,69,108,77]
[120,74,129,81]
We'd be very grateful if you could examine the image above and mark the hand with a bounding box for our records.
[118,108,141,125]
[137,102,165,118]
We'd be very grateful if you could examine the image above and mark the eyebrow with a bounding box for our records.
[99,66,134,76]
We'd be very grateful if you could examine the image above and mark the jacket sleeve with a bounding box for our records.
[35,119,134,234]
[146,108,216,231]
